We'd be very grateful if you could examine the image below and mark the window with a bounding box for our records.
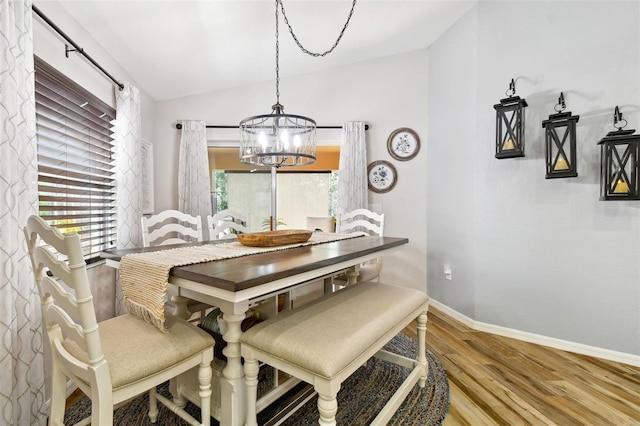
[209,146,340,231]
[34,58,117,263]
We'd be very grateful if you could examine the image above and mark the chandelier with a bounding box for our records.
[238,0,357,229]
[239,0,357,168]
[239,103,317,168]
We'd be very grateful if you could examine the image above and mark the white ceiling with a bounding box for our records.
[56,0,476,101]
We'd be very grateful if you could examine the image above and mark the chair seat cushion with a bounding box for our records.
[240,282,428,380]
[64,314,214,389]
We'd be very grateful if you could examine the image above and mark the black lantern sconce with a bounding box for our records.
[598,106,640,201]
[542,93,580,179]
[494,78,528,159]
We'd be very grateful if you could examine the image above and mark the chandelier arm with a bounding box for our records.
[278,0,357,58]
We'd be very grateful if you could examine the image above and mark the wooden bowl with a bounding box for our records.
[237,230,313,247]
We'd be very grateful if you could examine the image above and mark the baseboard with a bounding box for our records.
[429,299,640,367]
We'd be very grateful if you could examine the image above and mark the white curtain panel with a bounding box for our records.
[0,1,47,424]
[115,82,143,249]
[338,121,368,215]
[178,120,212,239]
[115,83,143,315]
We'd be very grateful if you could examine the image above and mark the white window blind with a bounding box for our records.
[35,58,117,263]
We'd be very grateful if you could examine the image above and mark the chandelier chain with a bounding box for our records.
[278,0,357,58]
[274,0,357,104]
[275,0,280,104]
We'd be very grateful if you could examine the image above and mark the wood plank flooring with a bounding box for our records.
[402,307,640,426]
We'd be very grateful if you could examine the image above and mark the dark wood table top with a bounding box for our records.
[101,236,408,293]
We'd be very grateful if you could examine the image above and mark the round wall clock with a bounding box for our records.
[387,127,420,161]
[367,160,398,193]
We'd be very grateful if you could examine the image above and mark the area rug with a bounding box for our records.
[64,333,449,425]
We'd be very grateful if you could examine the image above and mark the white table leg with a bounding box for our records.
[346,267,360,285]
[220,308,247,426]
[170,295,191,320]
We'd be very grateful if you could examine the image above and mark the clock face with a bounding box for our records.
[367,161,397,193]
[387,128,420,161]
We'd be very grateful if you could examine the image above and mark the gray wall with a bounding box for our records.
[427,1,640,355]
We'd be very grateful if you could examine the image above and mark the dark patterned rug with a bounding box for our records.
[64,333,449,425]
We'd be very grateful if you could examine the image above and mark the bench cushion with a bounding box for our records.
[240,282,428,380]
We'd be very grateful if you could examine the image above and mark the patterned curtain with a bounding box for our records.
[0,1,47,424]
[178,120,212,239]
[114,82,143,314]
[338,121,368,214]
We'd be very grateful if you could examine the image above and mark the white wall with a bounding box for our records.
[155,50,429,293]
[428,1,640,356]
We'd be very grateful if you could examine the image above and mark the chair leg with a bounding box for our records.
[91,389,114,425]
[198,359,213,426]
[149,388,159,423]
[416,310,428,387]
[49,364,67,425]
[317,392,338,426]
[243,358,260,426]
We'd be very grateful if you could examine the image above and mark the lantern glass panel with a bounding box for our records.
[608,144,634,193]
[494,97,527,159]
[599,132,640,201]
[543,113,578,179]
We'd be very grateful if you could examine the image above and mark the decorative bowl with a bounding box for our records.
[237,229,313,247]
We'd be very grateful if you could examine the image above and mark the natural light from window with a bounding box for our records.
[209,146,339,231]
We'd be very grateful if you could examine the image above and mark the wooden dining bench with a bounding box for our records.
[240,281,429,426]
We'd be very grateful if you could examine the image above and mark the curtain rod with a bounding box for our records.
[32,5,125,91]
[175,123,369,130]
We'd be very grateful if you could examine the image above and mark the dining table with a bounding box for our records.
[101,234,408,426]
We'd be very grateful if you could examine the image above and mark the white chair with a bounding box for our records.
[141,209,203,246]
[207,209,250,240]
[141,209,209,321]
[306,216,335,233]
[24,215,214,426]
[335,208,385,284]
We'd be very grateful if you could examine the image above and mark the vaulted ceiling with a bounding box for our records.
[56,1,476,101]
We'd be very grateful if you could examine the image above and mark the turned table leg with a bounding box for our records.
[219,306,247,426]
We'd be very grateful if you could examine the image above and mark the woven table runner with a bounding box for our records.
[120,232,359,331]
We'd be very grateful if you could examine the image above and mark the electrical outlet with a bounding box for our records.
[443,264,452,281]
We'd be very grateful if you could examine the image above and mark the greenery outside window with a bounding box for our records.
[209,146,339,231]
[34,57,117,263]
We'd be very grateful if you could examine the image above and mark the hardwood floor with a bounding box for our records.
[402,307,640,426]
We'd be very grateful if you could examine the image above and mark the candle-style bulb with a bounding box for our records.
[554,157,569,171]
[613,179,630,193]
[280,129,290,150]
[503,139,515,150]
[258,131,268,151]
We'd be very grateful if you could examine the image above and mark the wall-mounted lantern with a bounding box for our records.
[494,78,528,159]
[598,106,640,201]
[543,92,580,179]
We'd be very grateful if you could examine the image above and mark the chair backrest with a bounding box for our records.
[141,209,203,247]
[336,208,384,237]
[24,215,108,388]
[207,209,250,240]
[306,216,335,233]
